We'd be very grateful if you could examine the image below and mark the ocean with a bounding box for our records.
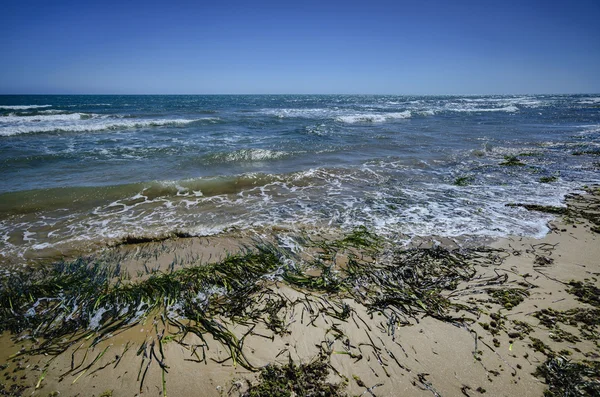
[1,94,599,262]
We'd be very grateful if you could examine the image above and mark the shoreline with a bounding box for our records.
[0,188,599,396]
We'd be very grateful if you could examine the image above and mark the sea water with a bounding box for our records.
[1,94,599,261]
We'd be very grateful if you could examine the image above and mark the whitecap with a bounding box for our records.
[0,105,52,110]
[0,116,215,136]
[336,111,412,123]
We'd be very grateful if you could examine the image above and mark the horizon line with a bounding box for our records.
[1,92,599,96]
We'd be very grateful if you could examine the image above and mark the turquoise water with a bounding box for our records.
[1,95,599,260]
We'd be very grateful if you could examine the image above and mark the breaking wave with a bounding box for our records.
[0,105,52,110]
[0,113,217,136]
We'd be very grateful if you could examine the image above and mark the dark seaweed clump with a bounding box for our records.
[488,288,529,309]
[534,357,600,397]
[453,176,474,186]
[499,155,525,166]
[567,281,600,307]
[539,176,558,183]
[572,149,600,156]
[115,230,194,246]
[243,356,346,397]
[505,203,569,215]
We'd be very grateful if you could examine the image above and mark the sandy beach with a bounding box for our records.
[0,187,598,396]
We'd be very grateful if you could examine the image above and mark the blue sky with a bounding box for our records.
[1,0,599,94]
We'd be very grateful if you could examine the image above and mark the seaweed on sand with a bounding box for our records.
[487,288,529,310]
[243,356,346,397]
[533,308,600,343]
[0,247,286,365]
[343,246,487,324]
[0,228,516,394]
[567,281,600,307]
[534,357,600,397]
[114,230,194,246]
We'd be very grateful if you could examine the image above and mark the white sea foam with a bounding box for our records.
[211,149,288,162]
[336,111,412,123]
[2,112,93,122]
[265,108,335,118]
[578,97,600,104]
[446,105,519,113]
[263,108,414,123]
[0,105,52,110]
[0,114,213,136]
[89,306,109,330]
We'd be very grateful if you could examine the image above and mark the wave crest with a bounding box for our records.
[0,105,52,110]
[336,111,412,123]
[0,114,217,136]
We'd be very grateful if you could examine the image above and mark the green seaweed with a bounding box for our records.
[539,176,558,183]
[488,288,529,309]
[534,357,600,397]
[243,356,346,397]
[499,155,525,166]
[453,176,474,186]
[530,338,555,357]
[506,203,569,215]
[567,281,600,307]
[572,149,600,156]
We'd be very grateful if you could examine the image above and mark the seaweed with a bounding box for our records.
[499,155,525,166]
[243,356,346,397]
[505,203,569,215]
[343,246,485,324]
[567,281,600,307]
[572,149,600,156]
[114,230,194,246]
[487,288,529,309]
[3,221,596,397]
[534,357,600,397]
[529,338,555,357]
[453,176,474,187]
[539,176,558,183]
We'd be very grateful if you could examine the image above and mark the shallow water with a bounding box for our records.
[1,94,599,261]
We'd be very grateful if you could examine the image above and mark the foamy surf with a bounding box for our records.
[336,111,412,123]
[0,104,52,110]
[262,108,414,123]
[205,149,290,163]
[0,113,217,136]
[0,94,598,263]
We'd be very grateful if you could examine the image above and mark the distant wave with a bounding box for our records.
[579,97,600,104]
[336,111,412,123]
[262,108,415,123]
[0,105,52,110]
[0,113,218,136]
[3,112,95,122]
[262,108,337,119]
[445,105,519,113]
